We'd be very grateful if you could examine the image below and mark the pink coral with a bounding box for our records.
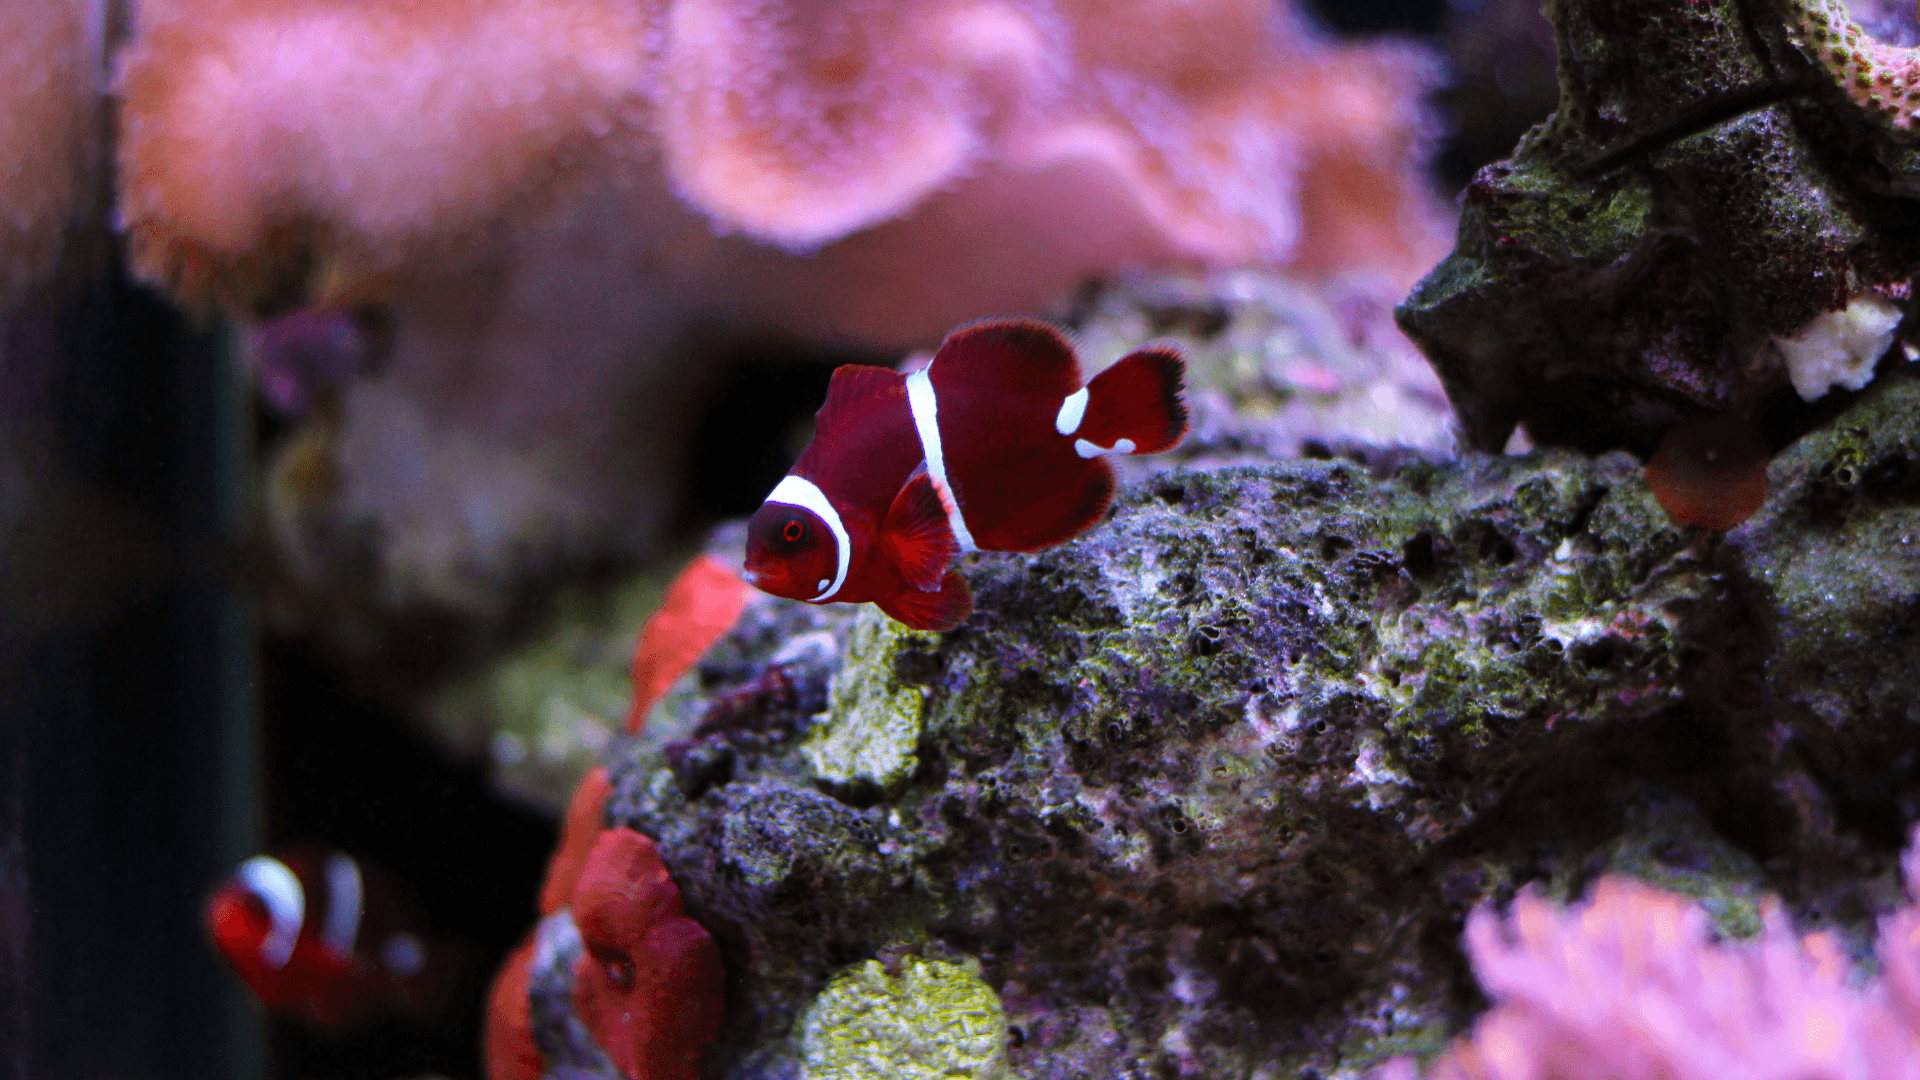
[115,0,650,306]
[115,0,1447,310]
[572,828,724,1080]
[1,0,101,302]
[1381,840,1920,1080]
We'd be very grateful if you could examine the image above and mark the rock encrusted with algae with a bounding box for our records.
[1397,0,1920,455]
[799,611,935,793]
[571,372,1920,1078]
[800,954,1008,1080]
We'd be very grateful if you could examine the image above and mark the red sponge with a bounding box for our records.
[572,829,724,1080]
[483,935,542,1080]
[539,766,613,916]
[1644,413,1769,532]
[626,555,756,734]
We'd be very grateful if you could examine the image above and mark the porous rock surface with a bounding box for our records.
[540,373,1920,1078]
[1398,0,1920,455]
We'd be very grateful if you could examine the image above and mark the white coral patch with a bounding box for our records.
[1773,293,1904,401]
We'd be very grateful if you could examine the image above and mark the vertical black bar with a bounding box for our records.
[0,255,264,1078]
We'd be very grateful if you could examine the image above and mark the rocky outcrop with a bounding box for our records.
[532,372,1920,1078]
[1397,0,1920,456]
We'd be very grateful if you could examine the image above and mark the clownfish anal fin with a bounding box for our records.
[882,471,958,592]
[876,569,973,632]
[814,364,904,438]
[1078,346,1188,455]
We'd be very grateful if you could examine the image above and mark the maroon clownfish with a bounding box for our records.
[744,318,1188,630]
[206,849,466,1034]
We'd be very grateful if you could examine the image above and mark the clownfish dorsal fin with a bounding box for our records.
[882,470,958,593]
[875,568,973,631]
[813,364,904,440]
[930,319,1083,399]
[238,855,305,971]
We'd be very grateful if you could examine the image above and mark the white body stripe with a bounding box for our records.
[320,853,363,959]
[1055,388,1089,435]
[765,475,852,601]
[1075,437,1136,459]
[905,368,979,552]
[238,856,305,971]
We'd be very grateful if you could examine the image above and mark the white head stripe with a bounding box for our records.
[904,368,979,552]
[1075,437,1136,459]
[238,856,304,971]
[1055,388,1089,436]
[765,475,851,601]
[320,853,363,960]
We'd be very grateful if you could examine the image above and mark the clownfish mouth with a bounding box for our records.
[741,569,760,585]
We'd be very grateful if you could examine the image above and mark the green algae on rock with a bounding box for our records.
[1397,0,1920,456]
[800,954,1008,1080]
[800,610,936,793]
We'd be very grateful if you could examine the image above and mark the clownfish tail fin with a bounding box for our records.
[1074,345,1188,455]
[882,470,958,593]
[876,569,973,632]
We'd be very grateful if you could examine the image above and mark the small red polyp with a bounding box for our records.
[484,936,543,1080]
[1644,413,1770,532]
[540,766,613,916]
[626,555,756,734]
[572,828,724,1080]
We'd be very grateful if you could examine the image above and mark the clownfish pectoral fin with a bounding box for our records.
[814,364,904,440]
[875,569,973,632]
[882,471,958,592]
[1075,346,1188,455]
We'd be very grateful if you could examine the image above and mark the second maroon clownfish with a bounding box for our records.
[206,848,467,1034]
[743,318,1188,630]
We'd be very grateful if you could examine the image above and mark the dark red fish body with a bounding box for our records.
[206,848,460,1033]
[745,319,1187,630]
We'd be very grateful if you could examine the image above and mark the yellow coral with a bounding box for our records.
[801,954,1008,1080]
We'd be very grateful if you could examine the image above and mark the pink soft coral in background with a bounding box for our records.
[115,0,652,305]
[1,0,102,305]
[118,0,1447,309]
[1378,834,1920,1080]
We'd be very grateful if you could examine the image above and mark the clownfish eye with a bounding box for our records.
[783,520,804,542]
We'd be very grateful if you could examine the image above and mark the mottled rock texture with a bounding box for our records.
[529,910,620,1080]
[1398,0,1920,455]
[566,373,1920,1078]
